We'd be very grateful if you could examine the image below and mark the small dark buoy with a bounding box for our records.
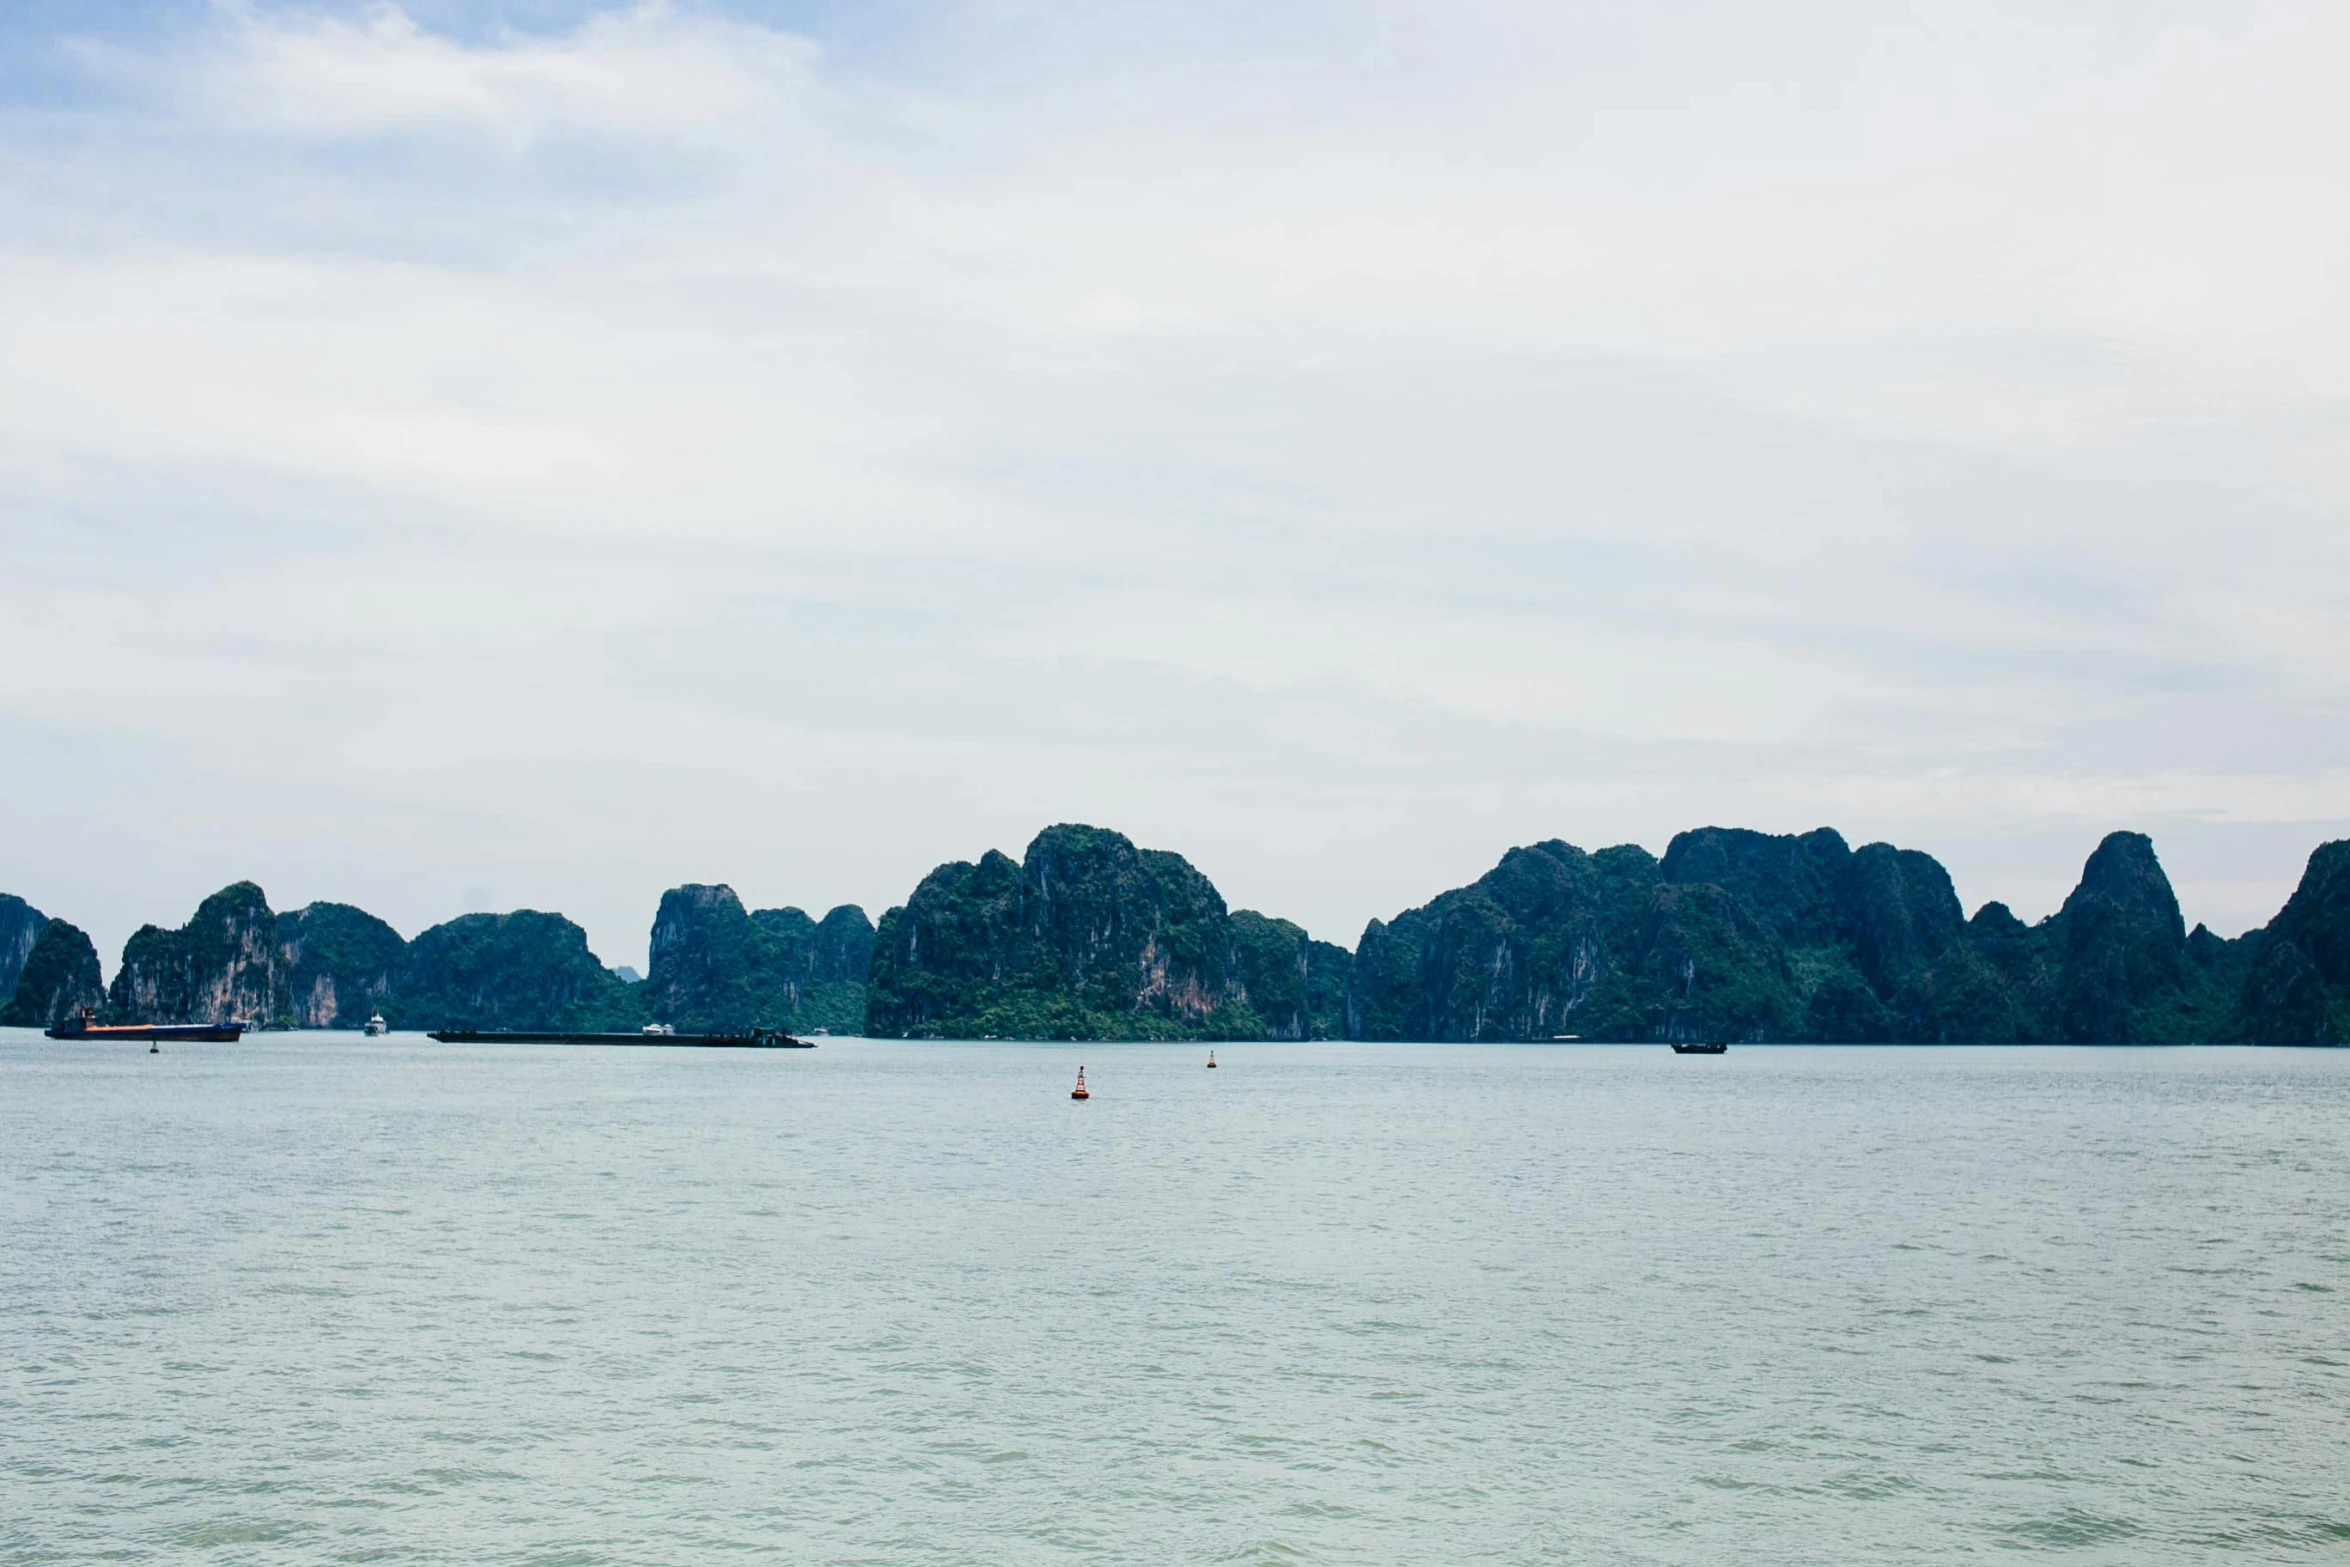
[1206,1050,1217,1068]
[149,1042,159,1054]
[1070,1066,1090,1100]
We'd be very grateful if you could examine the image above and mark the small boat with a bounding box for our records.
[428,1027,811,1048]
[1671,1041,1729,1055]
[1206,1050,1217,1068]
[1071,1066,1090,1100]
[46,1007,243,1043]
[363,1014,388,1037]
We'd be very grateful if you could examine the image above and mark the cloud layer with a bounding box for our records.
[4,0,2347,965]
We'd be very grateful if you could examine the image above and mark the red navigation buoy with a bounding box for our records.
[1070,1066,1090,1100]
[1206,1050,1217,1068]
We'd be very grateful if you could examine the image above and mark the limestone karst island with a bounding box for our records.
[6,824,2347,1045]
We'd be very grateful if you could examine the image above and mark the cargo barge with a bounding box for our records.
[427,1027,812,1048]
[45,1009,243,1042]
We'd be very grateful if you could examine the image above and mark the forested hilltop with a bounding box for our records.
[0,881,874,1036]
[831,820,2350,1043]
[5,824,2347,1042]
[1347,828,2246,1045]
[866,824,1349,1041]
[865,824,2321,1044]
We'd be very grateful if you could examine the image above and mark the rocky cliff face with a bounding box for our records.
[1348,841,1662,1041]
[2241,840,2350,1045]
[867,824,1318,1039]
[40,824,2316,1044]
[277,902,408,1028]
[640,886,875,1034]
[1228,911,1351,1040]
[0,919,105,1028]
[1657,828,1855,946]
[1344,833,1898,1044]
[388,910,641,1032]
[1347,827,2244,1043]
[751,902,874,1033]
[809,904,879,987]
[0,894,47,1004]
[2043,831,2242,1044]
[1657,828,1972,1040]
[107,882,281,1026]
[1637,879,1805,1042]
[643,884,761,1028]
[83,881,412,1031]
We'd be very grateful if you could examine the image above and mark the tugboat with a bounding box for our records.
[1670,1041,1729,1055]
[45,1006,244,1043]
[363,1014,388,1037]
[1070,1066,1090,1100]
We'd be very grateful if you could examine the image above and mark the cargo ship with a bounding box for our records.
[45,1007,244,1042]
[426,1026,811,1048]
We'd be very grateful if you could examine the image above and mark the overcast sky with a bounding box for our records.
[4,0,2347,970]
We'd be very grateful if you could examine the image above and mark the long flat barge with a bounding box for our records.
[427,1028,812,1048]
[46,1017,244,1042]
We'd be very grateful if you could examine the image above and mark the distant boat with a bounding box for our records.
[1671,1041,1729,1055]
[428,1027,811,1048]
[1071,1066,1090,1100]
[46,1007,242,1043]
[363,1014,388,1037]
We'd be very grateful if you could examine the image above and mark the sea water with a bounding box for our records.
[2,1036,2345,1565]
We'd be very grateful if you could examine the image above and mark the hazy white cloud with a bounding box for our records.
[3,0,2347,965]
[94,1,825,142]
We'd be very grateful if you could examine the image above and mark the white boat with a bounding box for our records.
[363,1014,388,1037]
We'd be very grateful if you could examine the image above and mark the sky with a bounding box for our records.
[3,0,2347,971]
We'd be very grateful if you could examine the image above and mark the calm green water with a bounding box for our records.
[3,1035,2346,1565]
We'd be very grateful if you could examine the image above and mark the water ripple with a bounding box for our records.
[3,1036,2346,1564]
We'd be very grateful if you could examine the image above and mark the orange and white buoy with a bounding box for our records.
[1206,1050,1217,1068]
[1070,1066,1090,1100]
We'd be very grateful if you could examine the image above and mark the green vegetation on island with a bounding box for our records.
[2240,841,2350,1044]
[7,825,2347,1043]
[19,878,861,1036]
[0,893,46,1003]
[387,911,644,1033]
[1348,827,2255,1044]
[278,901,407,1028]
[867,824,1320,1040]
[108,881,281,1029]
[640,885,873,1035]
[0,918,105,1028]
[1228,910,1351,1040]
